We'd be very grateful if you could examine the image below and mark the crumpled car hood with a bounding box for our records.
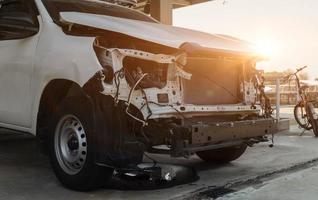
[60,12,257,56]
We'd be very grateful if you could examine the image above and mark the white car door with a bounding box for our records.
[0,0,40,128]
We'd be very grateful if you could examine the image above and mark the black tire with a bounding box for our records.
[294,102,312,130]
[196,144,247,163]
[48,97,113,191]
[306,102,318,137]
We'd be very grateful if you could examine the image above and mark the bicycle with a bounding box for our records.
[284,66,318,136]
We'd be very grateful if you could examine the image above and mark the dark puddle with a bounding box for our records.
[104,163,199,190]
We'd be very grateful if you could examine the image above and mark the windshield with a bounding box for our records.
[41,0,157,23]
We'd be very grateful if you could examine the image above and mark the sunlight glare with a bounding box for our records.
[254,39,281,59]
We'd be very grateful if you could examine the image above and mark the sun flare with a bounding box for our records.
[254,39,281,58]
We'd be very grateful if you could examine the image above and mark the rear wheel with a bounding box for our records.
[196,144,247,163]
[48,98,113,191]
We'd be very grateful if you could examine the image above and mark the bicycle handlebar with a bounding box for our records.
[283,66,308,80]
[295,66,307,74]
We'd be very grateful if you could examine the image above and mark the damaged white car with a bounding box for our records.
[0,0,289,190]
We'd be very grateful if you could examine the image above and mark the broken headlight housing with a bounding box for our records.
[123,57,168,89]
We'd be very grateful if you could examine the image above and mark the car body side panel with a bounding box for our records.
[0,35,38,128]
[28,21,102,135]
[0,7,43,129]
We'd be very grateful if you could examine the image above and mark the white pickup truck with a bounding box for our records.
[0,0,288,191]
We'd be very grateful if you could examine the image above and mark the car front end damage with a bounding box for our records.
[83,37,289,165]
[32,2,291,190]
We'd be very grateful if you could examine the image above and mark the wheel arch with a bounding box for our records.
[35,77,145,168]
[36,79,88,139]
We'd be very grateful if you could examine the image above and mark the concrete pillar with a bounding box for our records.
[150,0,173,25]
[276,79,280,120]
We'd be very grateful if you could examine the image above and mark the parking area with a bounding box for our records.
[1,107,318,200]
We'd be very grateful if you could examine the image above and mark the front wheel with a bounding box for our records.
[196,144,247,163]
[306,102,318,137]
[294,102,312,130]
[48,98,113,191]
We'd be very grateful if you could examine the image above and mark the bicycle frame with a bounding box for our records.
[285,66,307,103]
[287,66,318,136]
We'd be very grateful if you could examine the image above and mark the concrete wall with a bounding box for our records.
[150,0,173,25]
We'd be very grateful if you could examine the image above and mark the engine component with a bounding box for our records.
[124,57,168,89]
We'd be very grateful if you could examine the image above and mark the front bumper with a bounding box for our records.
[163,118,290,157]
[191,118,290,144]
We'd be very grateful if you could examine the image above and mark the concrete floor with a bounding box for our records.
[1,108,318,200]
[219,165,318,200]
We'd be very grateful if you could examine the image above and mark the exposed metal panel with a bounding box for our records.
[190,118,287,144]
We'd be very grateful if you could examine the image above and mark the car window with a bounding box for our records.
[0,0,39,40]
[41,0,158,24]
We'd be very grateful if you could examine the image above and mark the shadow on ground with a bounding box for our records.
[0,130,211,191]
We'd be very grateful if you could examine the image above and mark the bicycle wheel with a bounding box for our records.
[306,102,318,137]
[294,102,312,130]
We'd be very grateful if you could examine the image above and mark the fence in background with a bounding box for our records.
[266,81,318,105]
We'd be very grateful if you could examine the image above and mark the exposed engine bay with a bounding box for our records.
[93,37,259,119]
[89,36,287,159]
